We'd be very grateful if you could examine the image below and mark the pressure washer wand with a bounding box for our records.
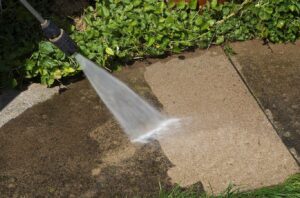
[19,0,78,55]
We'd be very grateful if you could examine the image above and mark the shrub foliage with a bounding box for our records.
[1,0,300,87]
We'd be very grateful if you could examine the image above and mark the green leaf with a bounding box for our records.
[160,1,166,13]
[189,0,198,10]
[39,42,54,54]
[211,0,218,10]
[53,69,62,79]
[222,7,230,16]
[63,67,76,74]
[259,10,271,20]
[25,59,36,71]
[177,0,186,10]
[87,6,94,12]
[147,37,156,47]
[208,19,216,26]
[47,78,55,86]
[195,17,204,26]
[289,5,297,12]
[216,36,225,45]
[168,0,176,8]
[144,5,155,12]
[41,59,56,69]
[105,47,115,56]
[101,6,110,17]
[133,0,142,7]
[10,78,18,88]
[84,16,92,25]
[41,75,48,85]
[277,20,285,29]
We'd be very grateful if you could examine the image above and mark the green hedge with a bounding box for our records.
[1,0,300,87]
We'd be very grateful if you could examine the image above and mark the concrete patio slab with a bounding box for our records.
[229,40,300,163]
[144,47,299,193]
[0,84,59,128]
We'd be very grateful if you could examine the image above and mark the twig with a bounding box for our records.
[207,31,217,50]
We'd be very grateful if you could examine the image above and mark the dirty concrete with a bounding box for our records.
[0,65,175,197]
[0,84,59,128]
[230,40,300,163]
[144,47,299,193]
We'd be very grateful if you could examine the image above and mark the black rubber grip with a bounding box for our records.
[51,30,78,55]
[41,20,61,39]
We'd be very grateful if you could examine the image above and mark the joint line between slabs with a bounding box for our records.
[222,46,300,166]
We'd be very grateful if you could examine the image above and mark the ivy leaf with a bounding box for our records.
[105,47,115,56]
[63,67,75,74]
[147,37,156,47]
[101,6,110,17]
[133,0,141,7]
[87,6,94,12]
[195,17,204,26]
[41,59,56,69]
[189,0,198,10]
[10,78,18,88]
[216,36,225,45]
[177,0,186,10]
[211,0,218,10]
[259,10,271,20]
[25,59,36,71]
[168,0,176,8]
[47,78,55,86]
[160,1,166,13]
[53,69,62,79]
[276,20,285,29]
[144,5,155,12]
[39,42,54,54]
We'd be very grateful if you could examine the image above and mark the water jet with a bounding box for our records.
[19,0,178,142]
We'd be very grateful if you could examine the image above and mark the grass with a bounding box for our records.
[159,174,300,198]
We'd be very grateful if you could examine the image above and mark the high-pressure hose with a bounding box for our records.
[19,0,45,23]
[19,0,78,55]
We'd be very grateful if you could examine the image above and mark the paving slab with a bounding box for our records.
[229,40,300,163]
[0,84,59,128]
[144,47,299,193]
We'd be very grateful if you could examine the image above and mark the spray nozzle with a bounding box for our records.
[41,20,78,55]
[19,0,78,56]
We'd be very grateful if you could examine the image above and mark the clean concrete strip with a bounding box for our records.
[144,47,299,193]
[0,84,58,128]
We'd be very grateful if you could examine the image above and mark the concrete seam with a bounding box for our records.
[222,46,300,166]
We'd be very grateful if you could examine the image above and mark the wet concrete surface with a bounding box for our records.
[230,40,300,163]
[0,64,176,197]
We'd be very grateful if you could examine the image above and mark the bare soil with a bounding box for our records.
[0,64,177,197]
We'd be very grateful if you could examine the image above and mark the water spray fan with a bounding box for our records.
[19,0,78,55]
[18,0,178,142]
